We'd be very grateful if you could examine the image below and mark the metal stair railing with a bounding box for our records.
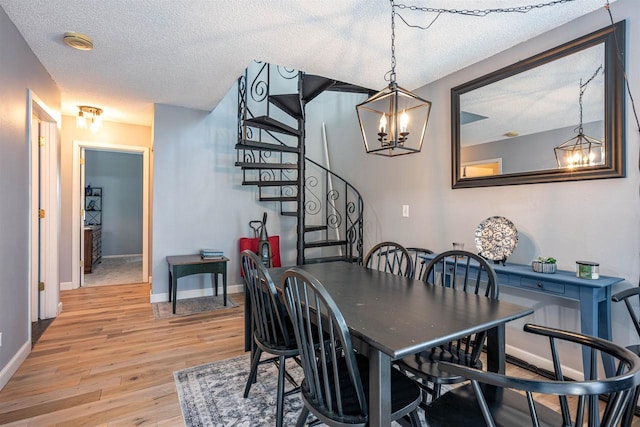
[236,61,363,265]
[303,157,363,264]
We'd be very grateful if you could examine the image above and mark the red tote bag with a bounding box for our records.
[239,236,281,276]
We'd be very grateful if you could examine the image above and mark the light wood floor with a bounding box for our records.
[0,282,638,426]
[0,283,245,426]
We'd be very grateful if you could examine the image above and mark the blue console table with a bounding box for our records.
[422,253,624,376]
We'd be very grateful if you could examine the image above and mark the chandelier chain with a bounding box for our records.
[389,0,397,84]
[577,65,603,134]
[396,0,575,18]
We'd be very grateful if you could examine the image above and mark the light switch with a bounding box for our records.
[402,205,409,217]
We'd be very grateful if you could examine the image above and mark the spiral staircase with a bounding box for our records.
[235,62,372,264]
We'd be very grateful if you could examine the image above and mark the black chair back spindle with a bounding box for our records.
[363,241,413,277]
[283,267,422,426]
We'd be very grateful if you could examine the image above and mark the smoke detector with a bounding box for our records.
[63,32,93,51]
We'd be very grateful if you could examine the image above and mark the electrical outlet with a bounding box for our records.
[402,205,409,217]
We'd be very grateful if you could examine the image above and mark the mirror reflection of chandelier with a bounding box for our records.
[356,0,431,157]
[554,66,604,169]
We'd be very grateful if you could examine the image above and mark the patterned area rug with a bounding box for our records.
[174,354,431,426]
[152,295,238,319]
[174,354,306,426]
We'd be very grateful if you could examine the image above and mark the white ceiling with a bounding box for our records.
[0,0,613,126]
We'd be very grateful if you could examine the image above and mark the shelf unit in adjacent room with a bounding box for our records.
[84,186,102,226]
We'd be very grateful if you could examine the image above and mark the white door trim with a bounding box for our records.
[71,141,150,288]
[27,90,61,321]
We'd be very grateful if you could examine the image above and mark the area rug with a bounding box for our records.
[152,295,238,319]
[174,354,430,426]
[174,354,306,426]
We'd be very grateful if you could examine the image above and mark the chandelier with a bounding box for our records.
[356,0,431,157]
[77,106,103,134]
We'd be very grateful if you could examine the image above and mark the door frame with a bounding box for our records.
[71,141,150,288]
[27,90,60,321]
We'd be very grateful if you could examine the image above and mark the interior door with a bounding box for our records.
[80,147,86,286]
[30,118,40,321]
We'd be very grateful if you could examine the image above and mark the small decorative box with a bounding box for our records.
[532,260,557,274]
[576,261,599,279]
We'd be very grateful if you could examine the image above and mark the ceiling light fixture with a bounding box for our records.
[77,106,103,133]
[554,66,604,169]
[63,32,94,51]
[356,0,431,157]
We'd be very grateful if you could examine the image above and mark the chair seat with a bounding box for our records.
[301,353,422,424]
[425,383,563,427]
[399,346,483,385]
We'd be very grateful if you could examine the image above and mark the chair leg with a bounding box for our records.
[275,355,286,427]
[409,409,422,426]
[433,382,442,399]
[296,407,309,427]
[622,386,640,427]
[243,347,262,398]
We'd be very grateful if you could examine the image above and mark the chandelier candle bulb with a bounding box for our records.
[576,261,599,279]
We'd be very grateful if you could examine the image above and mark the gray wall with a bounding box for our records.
[85,150,143,256]
[323,0,640,369]
[0,7,60,379]
[151,85,296,299]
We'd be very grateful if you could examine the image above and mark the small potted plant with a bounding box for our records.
[532,256,557,274]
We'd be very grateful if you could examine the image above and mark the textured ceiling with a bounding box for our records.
[0,0,614,126]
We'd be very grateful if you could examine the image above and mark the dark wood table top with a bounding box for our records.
[166,254,229,266]
[269,261,533,360]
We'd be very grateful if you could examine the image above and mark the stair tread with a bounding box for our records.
[326,82,375,95]
[235,161,298,170]
[242,180,298,187]
[244,116,301,136]
[301,75,337,102]
[259,196,298,202]
[305,239,348,248]
[305,225,328,232]
[281,211,297,217]
[236,140,299,153]
[269,94,302,118]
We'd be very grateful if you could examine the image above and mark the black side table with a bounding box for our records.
[166,254,229,314]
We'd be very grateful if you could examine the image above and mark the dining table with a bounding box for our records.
[245,261,533,426]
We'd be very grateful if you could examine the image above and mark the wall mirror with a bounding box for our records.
[452,21,625,188]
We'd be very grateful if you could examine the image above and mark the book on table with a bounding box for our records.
[201,248,224,259]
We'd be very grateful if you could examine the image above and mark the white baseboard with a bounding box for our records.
[506,344,583,380]
[0,340,30,391]
[60,281,73,291]
[150,283,244,303]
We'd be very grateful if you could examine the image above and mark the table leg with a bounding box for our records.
[213,273,219,296]
[222,268,227,306]
[369,347,392,426]
[580,288,615,378]
[486,324,506,374]
[172,271,178,314]
[168,270,173,302]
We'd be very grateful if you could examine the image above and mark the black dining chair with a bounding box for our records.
[612,287,640,424]
[282,267,423,426]
[397,249,499,401]
[363,241,413,277]
[405,246,434,280]
[240,250,300,427]
[425,323,640,427]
